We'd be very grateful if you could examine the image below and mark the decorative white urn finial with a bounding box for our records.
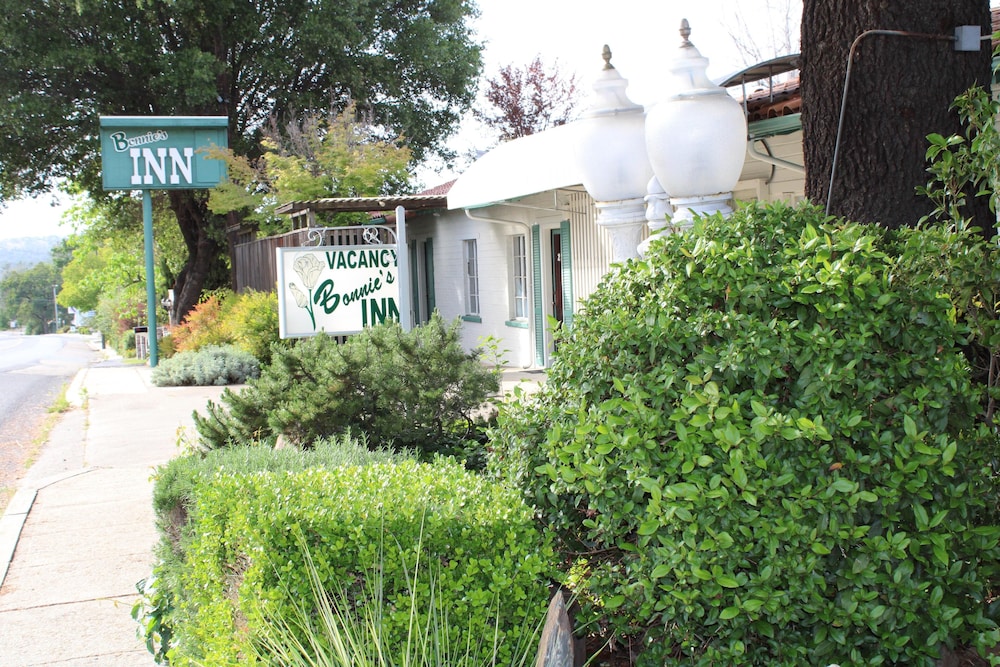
[576,45,653,262]
[644,20,747,226]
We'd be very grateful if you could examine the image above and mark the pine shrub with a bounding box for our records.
[490,201,1000,665]
[193,313,499,456]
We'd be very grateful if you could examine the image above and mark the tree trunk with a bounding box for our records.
[167,190,229,325]
[801,0,992,228]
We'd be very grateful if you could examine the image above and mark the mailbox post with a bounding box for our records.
[99,116,228,366]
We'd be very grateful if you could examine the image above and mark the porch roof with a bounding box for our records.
[275,193,447,215]
[447,121,586,210]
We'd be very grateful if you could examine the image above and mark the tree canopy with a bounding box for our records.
[0,0,482,321]
[207,106,413,234]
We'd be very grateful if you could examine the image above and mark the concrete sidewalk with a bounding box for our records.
[0,361,227,667]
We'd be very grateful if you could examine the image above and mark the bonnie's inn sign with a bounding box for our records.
[99,116,228,190]
[277,243,401,338]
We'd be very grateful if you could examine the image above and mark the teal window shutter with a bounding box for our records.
[560,220,574,328]
[424,239,435,315]
[531,225,544,367]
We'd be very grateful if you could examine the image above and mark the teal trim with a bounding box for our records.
[505,319,529,329]
[747,113,801,140]
[531,225,545,367]
[100,115,227,128]
[409,241,420,324]
[424,239,435,314]
[461,314,482,323]
[559,220,574,329]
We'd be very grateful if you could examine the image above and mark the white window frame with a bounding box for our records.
[463,239,480,315]
[511,234,528,319]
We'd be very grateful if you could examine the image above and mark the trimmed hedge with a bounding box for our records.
[490,202,1000,665]
[163,457,554,667]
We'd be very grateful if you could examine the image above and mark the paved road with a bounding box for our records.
[0,333,102,510]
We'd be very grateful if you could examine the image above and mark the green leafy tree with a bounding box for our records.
[208,106,413,234]
[0,0,482,323]
[0,262,63,334]
[57,195,187,335]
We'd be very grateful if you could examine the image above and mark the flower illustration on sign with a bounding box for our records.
[289,253,324,330]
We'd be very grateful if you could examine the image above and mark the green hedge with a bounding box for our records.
[164,457,554,667]
[490,202,1000,665]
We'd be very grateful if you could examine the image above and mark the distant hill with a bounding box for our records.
[0,236,61,276]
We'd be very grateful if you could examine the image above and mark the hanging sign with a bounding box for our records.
[277,245,401,338]
[99,116,228,190]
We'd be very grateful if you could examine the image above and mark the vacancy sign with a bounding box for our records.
[277,245,401,338]
[99,116,228,191]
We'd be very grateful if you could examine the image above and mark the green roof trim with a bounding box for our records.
[748,113,802,140]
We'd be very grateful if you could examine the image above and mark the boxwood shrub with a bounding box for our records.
[490,202,1000,665]
[164,457,554,667]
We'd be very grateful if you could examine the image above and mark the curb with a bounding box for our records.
[0,488,36,588]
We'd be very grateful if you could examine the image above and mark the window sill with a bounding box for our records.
[461,314,482,323]
[505,319,529,329]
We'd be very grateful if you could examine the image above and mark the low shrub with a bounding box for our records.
[170,292,231,353]
[193,313,499,458]
[490,201,1000,665]
[150,344,260,386]
[158,457,553,667]
[169,289,280,364]
[221,289,281,365]
[141,436,411,663]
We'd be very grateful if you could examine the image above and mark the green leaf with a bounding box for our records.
[830,478,855,493]
[604,595,626,610]
[811,542,832,555]
[637,520,659,536]
[719,606,740,620]
[650,564,671,579]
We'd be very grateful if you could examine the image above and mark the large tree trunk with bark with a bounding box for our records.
[167,190,230,325]
[801,0,992,228]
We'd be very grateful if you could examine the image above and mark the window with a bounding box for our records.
[463,239,479,315]
[511,234,528,319]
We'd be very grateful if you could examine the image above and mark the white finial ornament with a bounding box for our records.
[644,20,747,225]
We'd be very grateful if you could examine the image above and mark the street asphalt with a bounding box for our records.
[0,344,543,667]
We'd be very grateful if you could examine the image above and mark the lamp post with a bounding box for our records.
[51,284,59,333]
[644,20,747,229]
[576,46,653,262]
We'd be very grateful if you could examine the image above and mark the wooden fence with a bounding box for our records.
[234,226,395,293]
